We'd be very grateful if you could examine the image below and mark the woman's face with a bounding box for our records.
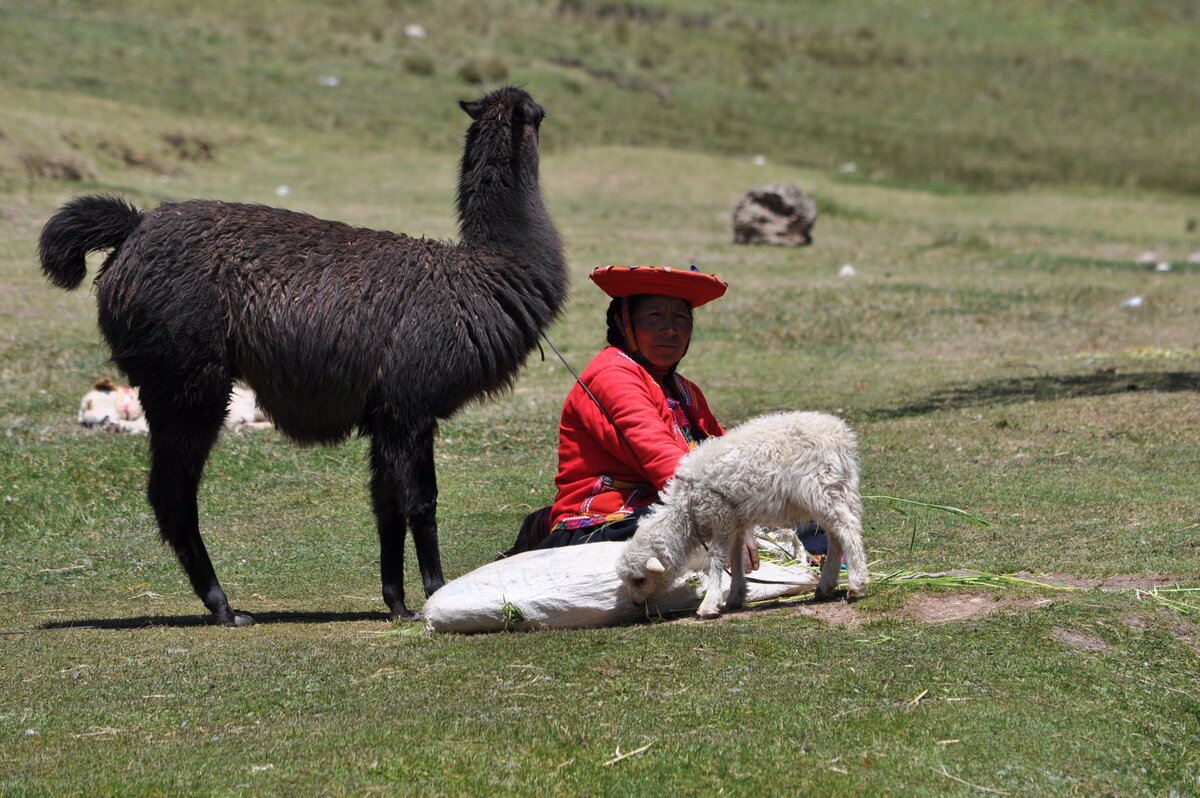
[631,295,693,372]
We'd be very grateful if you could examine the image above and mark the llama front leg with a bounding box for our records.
[369,422,445,621]
[370,433,416,621]
[406,425,445,598]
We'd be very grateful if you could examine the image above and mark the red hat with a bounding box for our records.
[589,265,728,308]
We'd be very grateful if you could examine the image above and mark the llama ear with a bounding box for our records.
[459,99,485,120]
[646,557,666,574]
[513,99,545,128]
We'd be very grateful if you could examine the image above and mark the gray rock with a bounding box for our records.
[732,183,817,246]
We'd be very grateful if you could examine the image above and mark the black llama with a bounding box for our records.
[39,87,566,625]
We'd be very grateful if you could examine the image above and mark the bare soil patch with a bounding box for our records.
[1015,572,1188,590]
[894,591,1051,624]
[790,600,865,627]
[775,589,1055,628]
[1050,627,1110,651]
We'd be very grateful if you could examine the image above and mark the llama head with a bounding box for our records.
[458,87,544,173]
[459,86,544,131]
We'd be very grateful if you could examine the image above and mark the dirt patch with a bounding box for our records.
[1121,613,1155,632]
[1015,572,1188,590]
[1050,627,1110,652]
[894,591,1051,624]
[730,572,1196,627]
[772,590,1054,627]
[790,601,865,627]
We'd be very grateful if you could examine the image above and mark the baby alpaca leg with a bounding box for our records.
[698,530,731,619]
[724,526,749,611]
[833,506,868,599]
[817,526,843,600]
[816,506,868,600]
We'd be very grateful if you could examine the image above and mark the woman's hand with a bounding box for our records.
[743,534,760,573]
[728,534,760,573]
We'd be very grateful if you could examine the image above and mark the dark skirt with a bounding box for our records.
[500,508,829,559]
[499,506,653,558]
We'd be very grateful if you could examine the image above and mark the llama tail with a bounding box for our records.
[39,195,142,290]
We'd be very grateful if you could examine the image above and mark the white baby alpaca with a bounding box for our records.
[616,411,867,618]
[79,378,272,434]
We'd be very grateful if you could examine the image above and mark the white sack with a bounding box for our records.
[423,541,818,634]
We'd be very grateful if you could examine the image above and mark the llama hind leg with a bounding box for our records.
[143,390,252,626]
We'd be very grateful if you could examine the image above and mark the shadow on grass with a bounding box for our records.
[20,609,392,633]
[866,370,1200,420]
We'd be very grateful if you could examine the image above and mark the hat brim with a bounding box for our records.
[589,266,728,308]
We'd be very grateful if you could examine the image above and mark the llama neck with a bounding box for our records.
[456,148,562,258]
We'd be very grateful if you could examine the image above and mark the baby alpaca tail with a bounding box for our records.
[39,195,142,290]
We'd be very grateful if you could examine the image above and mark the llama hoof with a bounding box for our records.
[814,587,837,602]
[390,607,422,622]
[215,609,256,627]
[846,588,866,602]
[696,604,722,620]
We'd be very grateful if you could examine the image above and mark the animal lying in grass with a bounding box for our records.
[616,411,867,618]
[38,87,566,625]
[79,378,271,434]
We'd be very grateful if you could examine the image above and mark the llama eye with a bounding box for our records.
[633,577,645,587]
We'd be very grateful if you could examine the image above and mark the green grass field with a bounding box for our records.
[2,1,1198,795]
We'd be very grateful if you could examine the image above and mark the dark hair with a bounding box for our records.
[604,294,693,351]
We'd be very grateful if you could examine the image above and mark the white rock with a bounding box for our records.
[1154,261,1172,272]
[317,75,341,88]
[752,154,766,166]
[404,24,427,39]
[1121,295,1144,308]
[838,263,857,277]
[275,185,290,197]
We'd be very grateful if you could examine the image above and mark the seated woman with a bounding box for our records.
[506,264,760,571]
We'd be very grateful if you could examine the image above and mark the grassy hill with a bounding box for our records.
[2,0,1199,194]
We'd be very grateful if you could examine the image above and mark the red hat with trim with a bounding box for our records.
[589,265,728,308]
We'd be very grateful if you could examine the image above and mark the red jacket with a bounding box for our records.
[550,346,723,530]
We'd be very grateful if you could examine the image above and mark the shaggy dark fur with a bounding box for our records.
[39,87,566,626]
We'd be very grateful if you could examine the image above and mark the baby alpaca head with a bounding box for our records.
[78,386,119,427]
[616,511,676,603]
[616,551,669,604]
